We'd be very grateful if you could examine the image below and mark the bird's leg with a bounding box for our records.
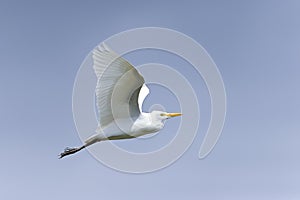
[59,133,102,159]
[59,145,85,159]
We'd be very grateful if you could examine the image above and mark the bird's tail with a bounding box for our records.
[84,133,102,147]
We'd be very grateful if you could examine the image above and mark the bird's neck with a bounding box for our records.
[131,112,164,134]
[146,112,165,128]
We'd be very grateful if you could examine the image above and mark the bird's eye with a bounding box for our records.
[160,113,165,116]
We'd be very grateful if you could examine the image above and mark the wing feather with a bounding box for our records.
[92,44,149,128]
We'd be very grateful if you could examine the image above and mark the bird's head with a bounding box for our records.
[150,110,182,122]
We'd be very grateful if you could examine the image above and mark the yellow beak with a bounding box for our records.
[166,113,182,117]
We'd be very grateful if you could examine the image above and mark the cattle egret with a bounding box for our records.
[59,44,182,158]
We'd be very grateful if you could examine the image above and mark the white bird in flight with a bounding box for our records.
[59,44,182,158]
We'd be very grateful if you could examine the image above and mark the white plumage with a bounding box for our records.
[59,43,182,158]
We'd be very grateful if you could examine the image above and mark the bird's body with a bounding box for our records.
[83,111,169,145]
[59,44,181,158]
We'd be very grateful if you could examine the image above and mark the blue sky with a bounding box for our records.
[0,0,299,199]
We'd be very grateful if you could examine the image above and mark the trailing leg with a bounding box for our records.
[59,133,102,159]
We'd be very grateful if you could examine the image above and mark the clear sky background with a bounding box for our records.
[1,0,299,199]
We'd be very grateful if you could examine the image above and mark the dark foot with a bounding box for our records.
[59,146,85,159]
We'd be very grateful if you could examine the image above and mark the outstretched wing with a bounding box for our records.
[92,43,149,128]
